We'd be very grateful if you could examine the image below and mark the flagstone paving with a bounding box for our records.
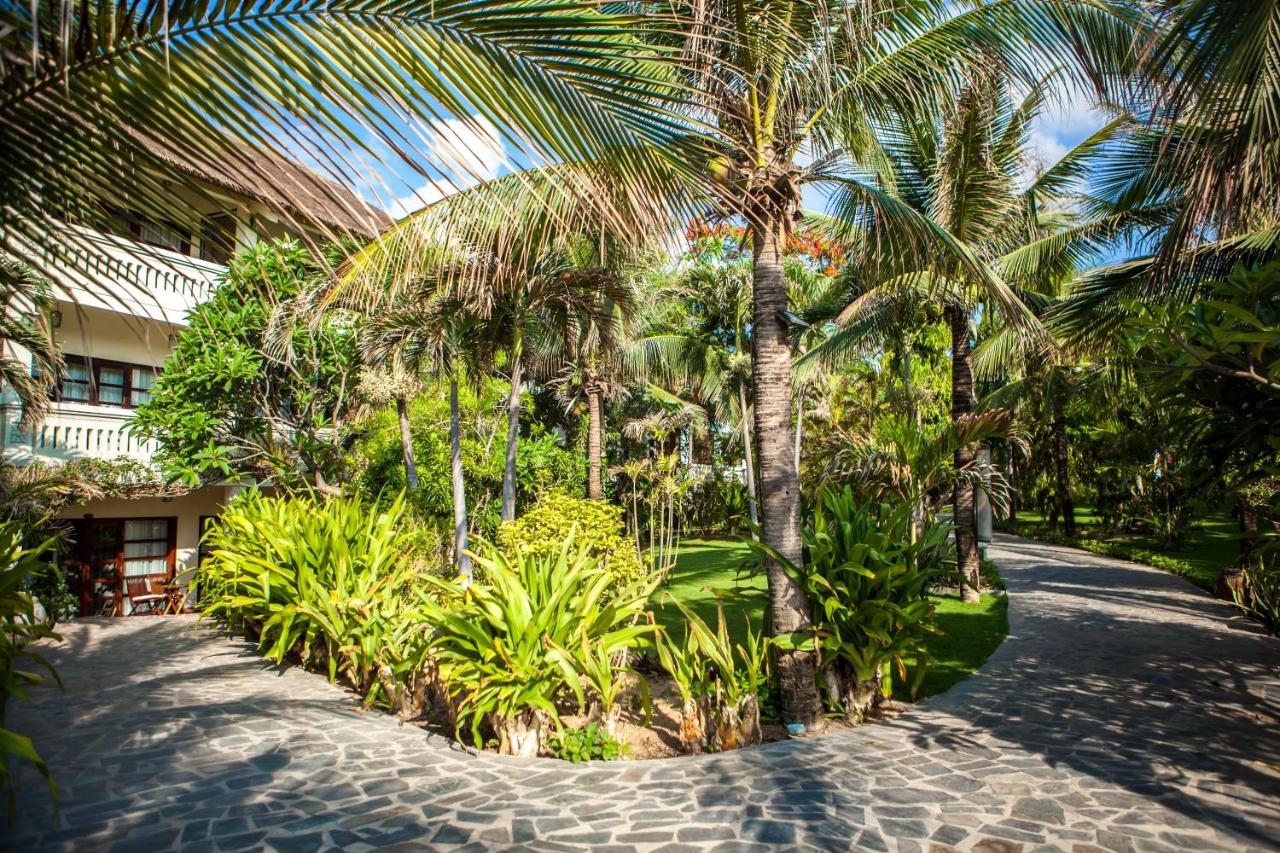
[5,535,1279,852]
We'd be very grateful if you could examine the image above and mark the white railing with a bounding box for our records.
[0,402,157,465]
[4,221,225,325]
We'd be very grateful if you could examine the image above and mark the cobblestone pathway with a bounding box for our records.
[6,535,1279,852]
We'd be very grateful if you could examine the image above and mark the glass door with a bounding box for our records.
[87,520,123,616]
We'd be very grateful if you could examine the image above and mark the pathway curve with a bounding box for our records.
[6,535,1279,852]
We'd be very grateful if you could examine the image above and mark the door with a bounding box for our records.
[85,519,123,616]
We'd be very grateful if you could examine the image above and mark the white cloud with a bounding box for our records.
[384,115,507,219]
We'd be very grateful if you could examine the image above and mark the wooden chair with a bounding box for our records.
[124,576,166,615]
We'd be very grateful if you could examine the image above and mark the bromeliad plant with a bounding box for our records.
[420,533,659,757]
[198,491,429,710]
[751,487,944,722]
[653,597,771,753]
[0,523,62,817]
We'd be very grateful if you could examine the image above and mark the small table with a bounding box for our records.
[161,583,188,615]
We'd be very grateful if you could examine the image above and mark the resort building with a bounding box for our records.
[0,148,385,615]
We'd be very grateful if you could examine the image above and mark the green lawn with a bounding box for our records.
[651,538,1009,702]
[649,538,766,648]
[1006,505,1237,590]
[904,593,1008,699]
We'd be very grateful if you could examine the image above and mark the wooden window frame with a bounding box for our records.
[55,355,158,409]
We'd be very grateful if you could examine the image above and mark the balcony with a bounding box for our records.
[0,401,158,466]
[8,221,225,325]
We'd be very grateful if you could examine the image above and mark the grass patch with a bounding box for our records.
[651,538,1009,703]
[650,538,765,648]
[900,593,1008,700]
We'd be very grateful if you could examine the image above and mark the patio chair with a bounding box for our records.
[124,576,166,616]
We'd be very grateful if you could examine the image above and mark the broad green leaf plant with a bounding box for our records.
[198,491,429,711]
[420,533,659,757]
[0,523,62,818]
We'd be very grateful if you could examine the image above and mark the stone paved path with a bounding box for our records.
[5,535,1279,852]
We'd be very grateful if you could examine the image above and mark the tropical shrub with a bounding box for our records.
[754,488,944,721]
[1234,545,1280,634]
[547,722,629,763]
[0,523,62,816]
[499,492,648,592]
[198,491,430,710]
[653,598,770,753]
[420,535,659,756]
[978,558,1006,592]
[354,386,585,540]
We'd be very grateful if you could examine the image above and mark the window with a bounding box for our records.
[68,517,175,616]
[104,207,191,255]
[200,214,236,265]
[55,356,158,408]
[122,519,171,578]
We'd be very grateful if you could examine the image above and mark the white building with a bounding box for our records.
[1,148,385,616]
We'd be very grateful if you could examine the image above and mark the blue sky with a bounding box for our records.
[356,87,1107,225]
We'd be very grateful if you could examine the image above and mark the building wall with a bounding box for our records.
[58,485,237,577]
[54,303,179,367]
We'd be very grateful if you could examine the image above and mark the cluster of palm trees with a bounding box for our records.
[3,0,1276,730]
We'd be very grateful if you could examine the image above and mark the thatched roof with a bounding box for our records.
[134,135,392,239]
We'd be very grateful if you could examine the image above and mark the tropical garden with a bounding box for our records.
[1,0,1278,793]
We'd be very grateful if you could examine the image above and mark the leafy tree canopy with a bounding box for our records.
[132,240,358,489]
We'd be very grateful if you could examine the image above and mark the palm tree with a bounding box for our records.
[552,238,643,501]
[804,76,1153,599]
[343,0,1152,726]
[0,260,61,431]
[0,2,700,298]
[658,0,1147,715]
[358,284,481,578]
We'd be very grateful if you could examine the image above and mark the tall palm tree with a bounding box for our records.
[358,282,482,578]
[804,76,1152,599]
[552,237,643,501]
[658,0,1147,716]
[344,0,1152,726]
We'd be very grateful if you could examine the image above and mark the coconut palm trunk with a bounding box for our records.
[793,387,804,471]
[737,381,760,527]
[948,306,981,603]
[395,395,419,491]
[587,375,605,500]
[450,377,471,580]
[1051,395,1076,539]
[750,218,823,731]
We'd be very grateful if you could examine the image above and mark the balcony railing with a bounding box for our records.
[0,402,157,466]
[5,221,225,325]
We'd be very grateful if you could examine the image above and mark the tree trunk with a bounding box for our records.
[396,395,419,492]
[947,306,981,603]
[587,381,604,500]
[793,387,804,471]
[493,710,545,757]
[1006,445,1018,523]
[1051,395,1075,539]
[450,377,471,581]
[738,381,760,528]
[502,344,523,523]
[1240,500,1259,568]
[750,218,824,732]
